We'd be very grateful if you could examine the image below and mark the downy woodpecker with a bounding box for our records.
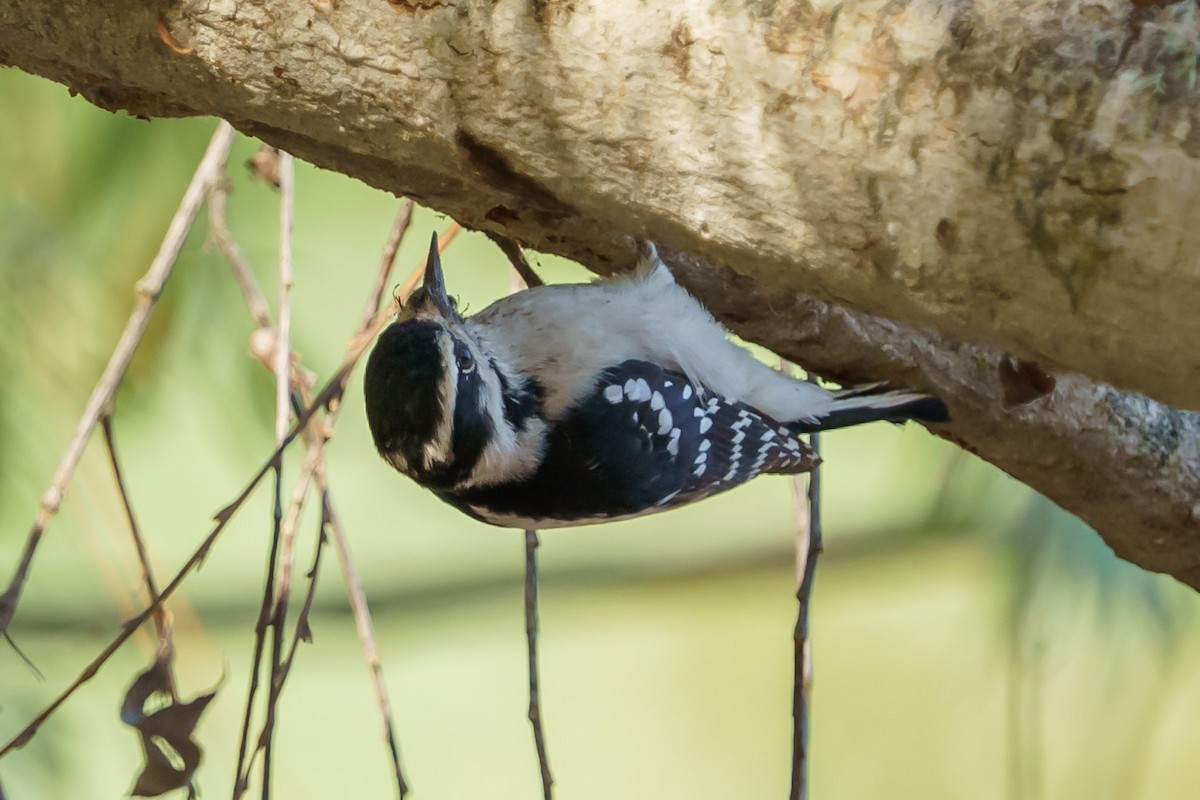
[364,235,947,529]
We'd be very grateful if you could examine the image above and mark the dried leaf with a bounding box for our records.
[120,658,172,727]
[121,653,217,798]
[131,732,201,799]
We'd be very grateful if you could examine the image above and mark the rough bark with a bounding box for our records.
[1,0,1198,586]
[670,247,1200,587]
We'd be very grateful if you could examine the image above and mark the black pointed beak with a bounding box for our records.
[423,231,457,318]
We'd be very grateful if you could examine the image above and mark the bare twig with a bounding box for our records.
[326,493,409,799]
[101,416,177,696]
[0,371,347,760]
[223,206,436,799]
[273,152,295,445]
[789,373,823,800]
[100,417,162,608]
[259,149,296,800]
[1,632,40,680]
[524,530,554,800]
[0,121,237,638]
[282,496,329,674]
[207,178,272,331]
[0,213,454,764]
[358,200,416,331]
[231,469,285,800]
[308,210,417,794]
[238,448,322,796]
[508,255,552,797]
[488,231,545,288]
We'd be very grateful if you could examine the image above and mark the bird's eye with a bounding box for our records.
[456,350,475,373]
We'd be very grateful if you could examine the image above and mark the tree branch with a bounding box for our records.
[2,0,1198,585]
[668,248,1200,589]
[3,0,1198,407]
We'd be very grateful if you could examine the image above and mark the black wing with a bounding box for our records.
[445,360,817,526]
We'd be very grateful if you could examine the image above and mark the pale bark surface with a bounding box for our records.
[2,0,1199,585]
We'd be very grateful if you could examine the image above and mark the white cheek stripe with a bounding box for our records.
[455,348,545,491]
[424,331,458,470]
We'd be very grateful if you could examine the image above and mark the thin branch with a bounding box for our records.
[260,149,296,800]
[282,496,329,674]
[487,231,545,288]
[244,434,320,796]
[273,152,295,445]
[524,530,554,800]
[326,492,409,799]
[100,416,177,695]
[242,216,437,792]
[218,203,433,799]
[0,211,450,762]
[789,371,823,800]
[0,370,347,760]
[358,200,416,333]
[0,121,237,637]
[246,362,409,797]
[0,205,452,781]
[100,417,161,605]
[1,632,40,681]
[507,263,552,797]
[230,462,284,800]
[207,177,272,330]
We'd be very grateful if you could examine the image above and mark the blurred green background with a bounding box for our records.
[2,67,1199,800]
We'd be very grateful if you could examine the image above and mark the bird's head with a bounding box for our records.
[364,233,501,489]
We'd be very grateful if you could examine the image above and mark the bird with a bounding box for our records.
[364,234,948,529]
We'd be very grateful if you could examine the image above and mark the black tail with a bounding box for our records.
[787,392,948,434]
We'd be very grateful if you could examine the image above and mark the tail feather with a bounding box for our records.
[787,388,948,434]
[830,381,889,399]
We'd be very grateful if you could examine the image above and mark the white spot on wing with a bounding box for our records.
[655,489,680,506]
[667,436,679,457]
[699,416,713,434]
[650,391,665,411]
[693,463,706,477]
[657,408,673,435]
[624,379,637,398]
[634,378,651,401]
[698,440,711,452]
[681,384,692,400]
[604,384,623,403]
